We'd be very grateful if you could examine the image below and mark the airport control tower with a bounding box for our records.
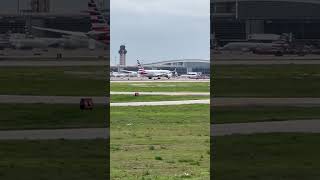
[31,0,50,13]
[118,45,127,66]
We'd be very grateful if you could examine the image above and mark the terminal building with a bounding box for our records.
[0,13,91,37]
[111,59,210,75]
[212,0,320,46]
[143,59,210,75]
[0,0,109,37]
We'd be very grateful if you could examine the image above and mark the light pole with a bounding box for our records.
[235,0,238,20]
[17,0,20,14]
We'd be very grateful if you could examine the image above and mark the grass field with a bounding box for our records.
[211,64,320,180]
[111,94,209,103]
[212,106,320,124]
[0,139,108,180]
[0,66,107,96]
[212,133,320,180]
[111,104,210,179]
[0,104,107,130]
[111,82,210,92]
[213,64,320,97]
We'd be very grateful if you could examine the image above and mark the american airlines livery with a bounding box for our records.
[137,60,173,79]
[32,0,109,45]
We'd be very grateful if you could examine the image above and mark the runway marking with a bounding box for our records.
[110,92,210,96]
[129,84,180,87]
[111,99,210,106]
[212,120,320,136]
[111,80,210,83]
[0,128,109,140]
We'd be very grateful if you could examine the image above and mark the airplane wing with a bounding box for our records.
[120,70,134,73]
[154,72,167,77]
[32,26,87,37]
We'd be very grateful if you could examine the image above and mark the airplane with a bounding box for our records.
[32,0,109,46]
[119,69,138,77]
[111,71,138,78]
[220,42,286,51]
[8,33,62,50]
[110,71,129,78]
[60,35,106,49]
[180,72,202,79]
[137,60,174,79]
[7,32,105,50]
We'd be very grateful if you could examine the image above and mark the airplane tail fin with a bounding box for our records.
[137,60,144,69]
[137,60,146,73]
[173,68,178,76]
[88,0,109,32]
[87,0,109,44]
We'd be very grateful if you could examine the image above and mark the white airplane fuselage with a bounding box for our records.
[221,42,287,52]
[139,69,172,79]
[9,35,61,49]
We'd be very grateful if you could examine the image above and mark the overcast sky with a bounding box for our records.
[111,0,210,65]
[0,0,209,65]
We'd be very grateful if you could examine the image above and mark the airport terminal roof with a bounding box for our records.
[143,59,210,67]
[214,0,320,4]
[213,0,320,19]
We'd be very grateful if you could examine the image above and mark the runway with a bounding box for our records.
[212,120,320,136]
[111,99,210,106]
[0,95,108,104]
[212,97,320,107]
[0,95,208,106]
[2,95,320,107]
[0,60,107,67]
[111,91,209,96]
[0,95,208,105]
[0,128,109,140]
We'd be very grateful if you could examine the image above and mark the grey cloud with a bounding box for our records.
[111,10,209,65]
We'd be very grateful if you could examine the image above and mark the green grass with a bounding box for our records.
[111,104,210,179]
[111,94,209,103]
[213,64,320,97]
[0,104,107,130]
[0,67,107,96]
[212,106,320,124]
[111,82,210,92]
[213,133,320,180]
[0,139,108,180]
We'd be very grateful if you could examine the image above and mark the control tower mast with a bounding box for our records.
[31,0,50,13]
[118,45,127,66]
